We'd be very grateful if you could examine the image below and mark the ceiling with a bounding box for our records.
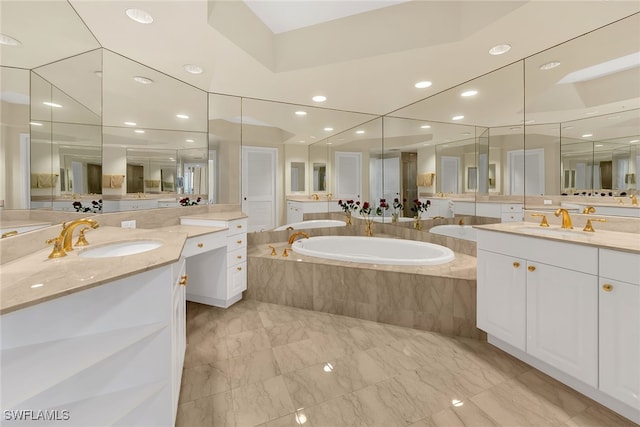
[2,0,639,116]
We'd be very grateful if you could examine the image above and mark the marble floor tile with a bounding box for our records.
[226,327,272,358]
[179,361,230,404]
[229,348,280,389]
[232,376,295,427]
[179,300,636,427]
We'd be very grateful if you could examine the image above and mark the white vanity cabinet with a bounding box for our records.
[477,230,599,386]
[0,258,186,427]
[286,199,342,224]
[180,217,248,308]
[287,201,304,223]
[598,249,640,410]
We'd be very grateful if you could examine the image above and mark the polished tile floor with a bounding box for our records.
[176,300,637,427]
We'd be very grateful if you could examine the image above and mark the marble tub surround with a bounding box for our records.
[0,226,188,314]
[477,219,640,253]
[176,299,636,427]
[246,242,481,339]
[525,208,640,234]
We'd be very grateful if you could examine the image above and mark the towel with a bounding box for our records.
[110,175,124,189]
[145,180,161,188]
[102,175,112,188]
[30,173,58,188]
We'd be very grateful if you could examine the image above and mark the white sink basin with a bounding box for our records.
[521,226,582,238]
[79,240,162,258]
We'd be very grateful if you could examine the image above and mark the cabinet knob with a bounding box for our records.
[237,255,242,259]
[179,275,188,286]
[602,283,613,292]
[197,243,204,248]
[528,265,536,272]
[510,206,514,210]
[237,267,242,271]
[237,224,242,229]
[513,262,520,268]
[237,240,242,244]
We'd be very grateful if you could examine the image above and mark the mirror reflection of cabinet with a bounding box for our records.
[467,167,477,191]
[488,163,496,190]
[313,163,326,192]
[290,162,305,192]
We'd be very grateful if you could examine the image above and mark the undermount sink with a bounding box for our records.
[78,240,163,258]
[521,226,582,238]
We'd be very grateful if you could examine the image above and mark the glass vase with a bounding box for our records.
[364,219,374,237]
[345,211,352,226]
[413,215,422,231]
[391,212,399,223]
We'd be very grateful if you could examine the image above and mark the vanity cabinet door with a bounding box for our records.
[599,278,640,409]
[526,262,598,387]
[477,249,526,350]
[287,201,303,223]
[171,259,187,424]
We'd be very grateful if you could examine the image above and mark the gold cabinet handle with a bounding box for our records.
[602,284,613,292]
[237,255,242,259]
[237,267,242,271]
[513,262,520,268]
[236,224,243,229]
[528,265,536,272]
[179,274,188,286]
[237,240,242,244]
[197,243,204,248]
[510,206,514,210]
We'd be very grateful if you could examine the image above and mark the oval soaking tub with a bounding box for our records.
[429,224,476,242]
[291,236,454,266]
[273,219,346,231]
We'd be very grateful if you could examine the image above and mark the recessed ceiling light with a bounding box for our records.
[562,126,574,130]
[630,139,639,143]
[124,121,137,126]
[94,71,103,78]
[326,142,333,145]
[356,130,365,134]
[510,127,521,130]
[30,283,44,289]
[43,101,62,108]
[539,61,561,70]
[135,129,145,134]
[125,8,154,24]
[461,132,471,136]
[186,139,194,143]
[451,115,464,121]
[582,133,593,138]
[524,119,535,124]
[420,125,431,129]
[0,34,21,46]
[30,122,43,126]
[299,140,305,143]
[133,76,153,84]
[461,90,478,97]
[595,144,603,147]
[295,111,307,116]
[489,44,511,55]
[176,114,189,119]
[183,64,203,74]
[312,95,327,102]
[414,81,432,89]
[585,111,598,116]
[324,127,334,131]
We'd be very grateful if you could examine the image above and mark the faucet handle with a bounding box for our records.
[75,227,92,247]
[531,213,550,227]
[583,217,606,232]
[268,245,277,256]
[46,237,67,259]
[283,248,289,257]
[582,206,596,214]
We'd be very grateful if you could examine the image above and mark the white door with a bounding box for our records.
[242,146,277,232]
[477,250,527,350]
[440,156,459,193]
[335,151,361,199]
[507,149,544,195]
[526,262,598,387]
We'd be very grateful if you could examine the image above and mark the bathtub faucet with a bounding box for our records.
[288,231,310,245]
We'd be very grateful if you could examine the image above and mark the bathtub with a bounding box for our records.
[273,219,346,231]
[429,224,476,242]
[291,236,454,265]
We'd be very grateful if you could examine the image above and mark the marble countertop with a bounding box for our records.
[180,211,248,221]
[1,219,52,231]
[0,223,234,315]
[474,222,640,254]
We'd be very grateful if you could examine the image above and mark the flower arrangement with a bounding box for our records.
[337,199,359,225]
[410,199,430,230]
[392,197,406,222]
[72,199,102,213]
[180,197,201,206]
[358,200,387,236]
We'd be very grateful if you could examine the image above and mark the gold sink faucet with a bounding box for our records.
[288,231,310,245]
[583,217,606,232]
[631,194,638,206]
[60,218,100,252]
[311,193,319,200]
[554,208,573,229]
[531,213,549,227]
[582,206,595,214]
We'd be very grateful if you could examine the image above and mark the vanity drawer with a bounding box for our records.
[227,233,247,252]
[228,262,247,295]
[501,203,523,213]
[501,212,523,222]
[227,247,246,267]
[228,219,248,236]
[182,232,226,258]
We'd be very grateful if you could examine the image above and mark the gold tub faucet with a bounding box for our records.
[554,208,573,229]
[631,194,638,206]
[288,231,310,245]
[582,206,596,214]
[60,218,100,252]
